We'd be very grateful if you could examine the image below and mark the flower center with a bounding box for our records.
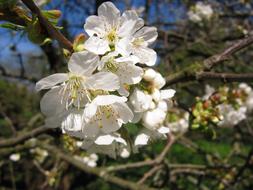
[89,105,119,128]
[106,28,118,44]
[105,58,118,73]
[60,73,91,109]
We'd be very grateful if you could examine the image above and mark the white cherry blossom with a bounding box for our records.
[134,129,166,147]
[188,2,213,23]
[81,133,130,158]
[36,51,120,119]
[82,95,133,137]
[84,2,137,55]
[74,153,98,167]
[129,88,152,112]
[142,107,167,130]
[218,104,247,127]
[99,52,143,96]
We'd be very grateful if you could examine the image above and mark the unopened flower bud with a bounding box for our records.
[152,88,161,102]
[153,73,166,89]
[143,68,157,82]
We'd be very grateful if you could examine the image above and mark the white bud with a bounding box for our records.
[142,108,166,129]
[120,148,130,158]
[239,83,252,94]
[152,88,161,102]
[130,88,152,112]
[149,101,156,109]
[76,141,83,147]
[143,68,157,82]
[153,73,166,89]
[157,100,168,112]
[9,153,21,162]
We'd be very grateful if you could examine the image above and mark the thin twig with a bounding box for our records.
[21,0,73,51]
[0,105,17,135]
[165,35,253,86]
[41,143,157,190]
[204,35,253,70]
[196,72,253,82]
[0,126,51,148]
[137,164,163,184]
[106,134,175,172]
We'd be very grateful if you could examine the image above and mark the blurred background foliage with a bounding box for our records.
[0,0,253,189]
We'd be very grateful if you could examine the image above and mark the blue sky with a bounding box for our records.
[0,0,186,71]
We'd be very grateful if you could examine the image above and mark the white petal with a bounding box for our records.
[95,134,115,145]
[118,85,130,97]
[118,20,136,37]
[92,95,127,106]
[68,51,99,75]
[142,108,166,129]
[114,136,127,145]
[157,126,170,134]
[35,73,68,91]
[98,2,120,27]
[84,36,110,55]
[113,102,134,123]
[134,133,150,146]
[153,73,166,89]
[101,115,122,134]
[121,10,144,32]
[62,111,83,131]
[40,87,65,117]
[157,100,168,112]
[151,88,161,102]
[160,89,176,99]
[134,46,157,66]
[86,72,120,91]
[115,54,139,63]
[115,37,131,56]
[134,26,158,44]
[115,62,143,84]
[83,103,97,121]
[82,121,100,138]
[84,15,106,37]
[65,130,85,139]
[129,88,152,112]
[45,114,65,128]
[132,112,143,123]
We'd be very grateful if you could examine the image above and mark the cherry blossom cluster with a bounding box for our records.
[192,83,253,129]
[188,2,213,23]
[36,2,177,158]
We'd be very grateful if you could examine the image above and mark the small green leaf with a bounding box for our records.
[42,10,61,20]
[0,23,25,31]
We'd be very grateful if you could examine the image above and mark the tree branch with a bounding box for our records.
[106,134,175,172]
[21,0,73,51]
[166,71,253,86]
[137,164,163,184]
[165,35,253,86]
[0,126,51,148]
[196,72,253,82]
[42,144,157,190]
[203,35,253,70]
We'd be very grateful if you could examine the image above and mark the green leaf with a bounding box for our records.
[27,17,47,44]
[42,10,61,20]
[0,23,25,31]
